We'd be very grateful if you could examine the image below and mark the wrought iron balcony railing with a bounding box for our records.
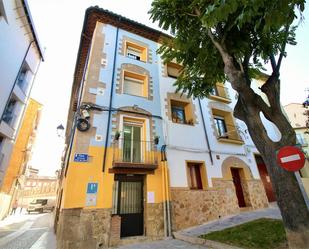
[216,124,243,143]
[112,139,158,169]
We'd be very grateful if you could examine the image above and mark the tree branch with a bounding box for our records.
[276,24,290,74]
[270,54,277,71]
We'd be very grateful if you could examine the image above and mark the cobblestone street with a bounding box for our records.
[0,212,55,249]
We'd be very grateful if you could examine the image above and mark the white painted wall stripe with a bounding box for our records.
[280,154,301,163]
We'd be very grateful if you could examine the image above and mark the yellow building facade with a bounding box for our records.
[0,98,42,219]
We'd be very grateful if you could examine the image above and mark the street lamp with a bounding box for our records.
[56,124,65,138]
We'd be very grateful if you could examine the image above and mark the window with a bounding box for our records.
[17,65,29,91]
[125,42,147,62]
[296,134,307,146]
[0,136,3,149]
[209,83,231,103]
[166,62,182,78]
[171,105,186,124]
[171,100,194,125]
[186,162,207,190]
[210,87,219,96]
[212,108,243,144]
[123,123,142,163]
[214,116,228,138]
[123,71,147,97]
[2,98,17,126]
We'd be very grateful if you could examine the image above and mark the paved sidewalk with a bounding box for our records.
[180,204,282,238]
[116,238,207,249]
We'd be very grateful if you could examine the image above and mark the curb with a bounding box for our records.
[173,232,243,249]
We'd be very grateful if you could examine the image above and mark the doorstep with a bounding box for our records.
[116,235,164,247]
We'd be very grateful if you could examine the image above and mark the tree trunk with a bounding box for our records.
[215,41,309,248]
[235,96,309,249]
[261,149,309,249]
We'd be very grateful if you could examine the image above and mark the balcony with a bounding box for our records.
[216,124,244,145]
[209,85,231,103]
[111,139,158,173]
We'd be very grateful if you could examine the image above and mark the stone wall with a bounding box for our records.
[145,203,165,237]
[171,180,239,231]
[57,204,165,248]
[245,180,269,209]
[57,208,111,249]
[170,179,269,231]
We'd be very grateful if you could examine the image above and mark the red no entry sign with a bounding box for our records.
[277,146,305,171]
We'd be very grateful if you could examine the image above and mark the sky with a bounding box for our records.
[27,0,309,176]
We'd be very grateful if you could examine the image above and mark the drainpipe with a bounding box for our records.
[102,26,120,172]
[198,98,213,165]
[0,41,34,122]
[161,161,167,237]
[164,161,172,236]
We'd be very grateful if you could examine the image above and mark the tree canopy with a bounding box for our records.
[150,0,304,97]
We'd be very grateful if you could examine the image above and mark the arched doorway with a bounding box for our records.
[221,157,253,208]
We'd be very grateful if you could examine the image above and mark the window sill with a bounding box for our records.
[125,55,147,63]
[217,137,244,145]
[172,121,195,126]
[121,92,149,99]
[208,94,231,103]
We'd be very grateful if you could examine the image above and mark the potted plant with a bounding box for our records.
[154,135,159,145]
[114,131,120,140]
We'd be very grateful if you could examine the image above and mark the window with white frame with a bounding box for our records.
[214,116,228,138]
[2,98,17,127]
[17,64,29,92]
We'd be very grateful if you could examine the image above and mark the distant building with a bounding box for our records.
[0,98,42,219]
[284,103,309,196]
[18,169,58,208]
[56,7,280,248]
[0,0,44,188]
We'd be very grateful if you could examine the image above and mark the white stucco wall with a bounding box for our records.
[157,55,280,188]
[0,0,42,188]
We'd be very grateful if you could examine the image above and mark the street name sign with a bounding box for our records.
[276,146,305,172]
[74,153,89,162]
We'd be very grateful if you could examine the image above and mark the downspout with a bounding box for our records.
[0,41,34,122]
[161,161,167,237]
[102,26,120,172]
[164,160,172,236]
[198,98,213,165]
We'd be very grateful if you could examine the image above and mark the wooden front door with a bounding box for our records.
[257,162,276,202]
[117,176,144,237]
[231,168,246,207]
